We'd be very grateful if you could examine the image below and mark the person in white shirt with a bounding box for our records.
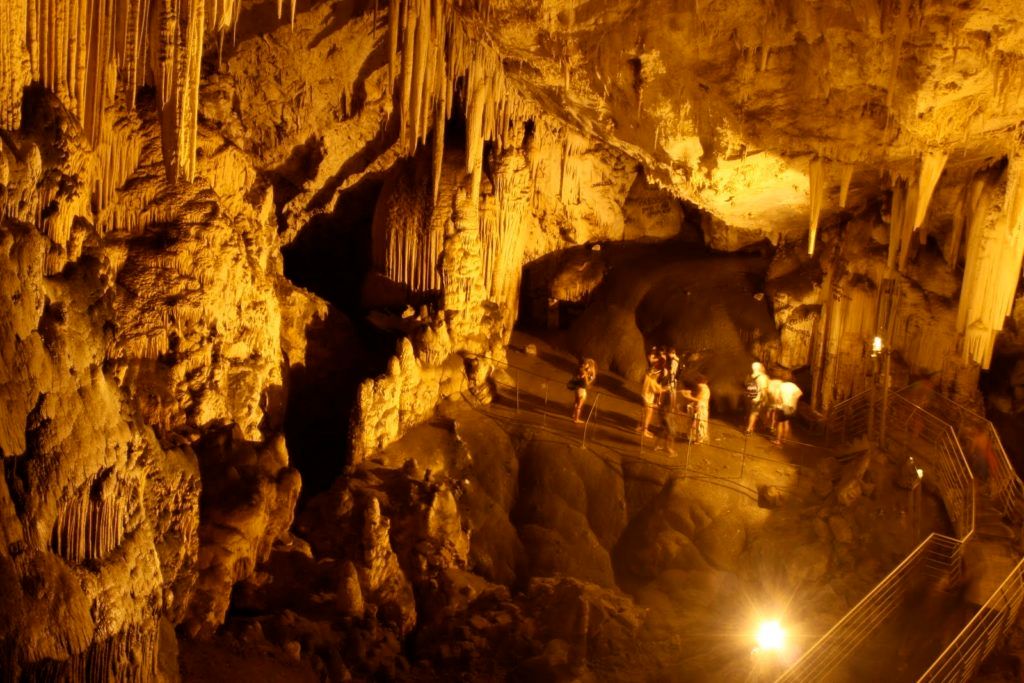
[680,375,711,445]
[768,380,802,445]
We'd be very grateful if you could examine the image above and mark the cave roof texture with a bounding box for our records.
[4,0,1024,248]
[485,0,1024,238]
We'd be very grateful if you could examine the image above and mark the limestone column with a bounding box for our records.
[440,184,487,350]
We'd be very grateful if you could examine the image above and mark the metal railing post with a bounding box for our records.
[880,351,891,448]
[684,427,692,475]
[582,393,600,447]
[868,381,876,443]
[515,369,520,413]
[542,384,548,426]
[638,406,645,456]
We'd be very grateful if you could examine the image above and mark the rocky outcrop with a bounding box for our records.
[0,69,318,675]
[6,0,1024,679]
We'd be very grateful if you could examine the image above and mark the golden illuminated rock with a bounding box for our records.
[5,0,1024,679]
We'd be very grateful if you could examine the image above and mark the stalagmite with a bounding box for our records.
[489,151,532,333]
[807,156,825,255]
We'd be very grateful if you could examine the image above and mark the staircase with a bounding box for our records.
[778,387,1024,683]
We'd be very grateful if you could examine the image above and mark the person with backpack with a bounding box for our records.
[745,362,770,435]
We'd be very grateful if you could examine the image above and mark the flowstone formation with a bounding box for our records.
[4,0,1024,679]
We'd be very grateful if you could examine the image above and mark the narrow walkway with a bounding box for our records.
[822,524,1019,682]
[775,387,1024,682]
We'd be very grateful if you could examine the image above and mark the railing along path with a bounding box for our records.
[780,384,1024,683]
[473,350,1024,682]
[474,352,841,487]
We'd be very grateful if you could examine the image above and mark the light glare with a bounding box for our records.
[756,619,786,652]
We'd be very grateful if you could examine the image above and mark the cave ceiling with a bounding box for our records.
[474,0,1024,238]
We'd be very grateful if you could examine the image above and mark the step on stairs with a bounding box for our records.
[963,535,1020,608]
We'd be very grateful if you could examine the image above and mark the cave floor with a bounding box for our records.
[486,331,826,496]
[475,332,1008,682]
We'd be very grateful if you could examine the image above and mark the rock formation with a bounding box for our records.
[4,0,1024,679]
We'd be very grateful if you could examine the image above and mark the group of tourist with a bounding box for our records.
[567,351,803,453]
[745,361,803,445]
[636,346,710,451]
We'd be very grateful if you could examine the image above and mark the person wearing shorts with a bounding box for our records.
[569,358,597,423]
[771,381,802,445]
[637,351,665,438]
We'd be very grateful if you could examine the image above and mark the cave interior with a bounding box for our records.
[5,0,1024,680]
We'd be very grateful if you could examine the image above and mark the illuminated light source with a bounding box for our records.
[916,468,924,480]
[755,619,787,652]
[871,336,884,357]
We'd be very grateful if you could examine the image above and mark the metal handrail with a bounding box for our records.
[821,390,975,539]
[482,351,836,463]
[777,533,964,683]
[489,354,1023,682]
[898,387,1024,524]
[884,393,975,540]
[918,555,1024,682]
[778,388,976,682]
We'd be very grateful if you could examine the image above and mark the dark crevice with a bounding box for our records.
[281,172,401,498]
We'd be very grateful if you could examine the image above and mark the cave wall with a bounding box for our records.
[4,0,1024,678]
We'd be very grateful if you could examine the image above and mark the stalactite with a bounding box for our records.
[18,624,159,682]
[994,52,1024,114]
[3,0,259,185]
[388,0,536,207]
[957,155,1024,368]
[886,172,920,272]
[885,0,911,109]
[914,149,948,228]
[816,274,880,407]
[432,97,445,201]
[897,180,918,271]
[387,0,401,96]
[807,156,825,255]
[888,177,906,270]
[50,473,135,564]
[946,171,987,269]
[837,163,853,208]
